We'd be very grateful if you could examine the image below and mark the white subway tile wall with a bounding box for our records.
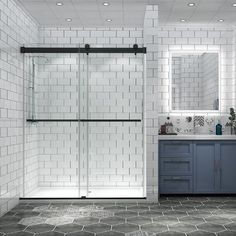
[144,5,159,199]
[0,0,38,216]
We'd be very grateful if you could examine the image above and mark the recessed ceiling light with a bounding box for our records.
[180,19,186,22]
[103,2,110,6]
[66,18,72,22]
[56,2,63,6]
[187,3,195,7]
[232,3,236,7]
[106,19,112,22]
[218,19,224,22]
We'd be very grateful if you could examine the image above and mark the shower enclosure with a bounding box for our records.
[22,45,146,198]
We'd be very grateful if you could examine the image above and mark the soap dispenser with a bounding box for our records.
[216,120,222,135]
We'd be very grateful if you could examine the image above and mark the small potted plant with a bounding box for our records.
[228,108,236,135]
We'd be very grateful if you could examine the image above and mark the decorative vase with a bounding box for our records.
[231,126,236,135]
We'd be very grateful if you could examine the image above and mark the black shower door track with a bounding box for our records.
[20,46,146,54]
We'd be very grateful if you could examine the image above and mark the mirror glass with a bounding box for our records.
[171,52,219,111]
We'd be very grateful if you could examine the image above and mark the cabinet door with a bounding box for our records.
[220,142,236,193]
[194,142,218,193]
[160,141,192,158]
[160,176,193,194]
[160,157,193,176]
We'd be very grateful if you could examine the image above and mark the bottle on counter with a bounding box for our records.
[216,120,222,135]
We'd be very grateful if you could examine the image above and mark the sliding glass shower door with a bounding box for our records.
[80,52,145,198]
[24,52,80,198]
[23,46,146,198]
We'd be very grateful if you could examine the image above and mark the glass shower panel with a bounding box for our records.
[85,53,145,198]
[24,53,80,198]
[78,53,89,197]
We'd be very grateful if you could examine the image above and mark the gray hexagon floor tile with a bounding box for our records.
[126,231,156,236]
[173,205,196,211]
[54,223,83,233]
[19,217,47,226]
[156,232,185,236]
[169,223,197,233]
[115,211,138,218]
[112,223,139,233]
[26,223,54,233]
[150,206,172,211]
[217,231,236,236]
[127,216,152,225]
[205,216,232,225]
[197,223,226,233]
[96,231,124,236]
[100,217,125,225]
[6,232,34,236]
[74,217,99,225]
[127,206,150,212]
[163,210,187,218]
[16,211,40,218]
[141,223,168,233]
[179,216,205,225]
[46,217,74,226]
[187,231,216,236]
[225,222,236,231]
[212,210,236,219]
[103,206,126,212]
[188,211,212,218]
[153,216,179,226]
[36,232,64,236]
[32,205,50,212]
[84,223,111,233]
[0,216,21,226]
[139,210,163,218]
[0,224,26,234]
[67,231,94,236]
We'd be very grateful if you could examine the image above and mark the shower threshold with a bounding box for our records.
[24,187,144,198]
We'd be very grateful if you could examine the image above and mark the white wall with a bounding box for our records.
[144,5,159,199]
[0,0,38,215]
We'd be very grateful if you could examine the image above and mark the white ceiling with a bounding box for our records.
[18,0,236,27]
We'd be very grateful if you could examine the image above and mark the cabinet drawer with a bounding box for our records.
[160,158,192,175]
[160,176,193,194]
[160,141,192,158]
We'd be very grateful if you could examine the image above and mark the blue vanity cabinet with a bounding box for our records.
[159,140,236,194]
[220,142,236,193]
[193,142,219,193]
[159,141,193,193]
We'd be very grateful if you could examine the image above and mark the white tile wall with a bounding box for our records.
[0,0,38,216]
[144,5,159,199]
[39,27,143,47]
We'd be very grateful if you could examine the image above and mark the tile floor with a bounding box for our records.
[1,197,236,235]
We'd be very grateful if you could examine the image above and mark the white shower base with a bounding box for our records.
[25,187,145,198]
